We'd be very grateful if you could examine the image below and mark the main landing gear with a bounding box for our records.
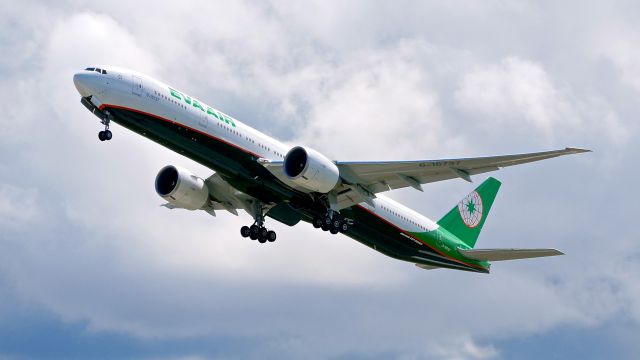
[240,202,276,243]
[312,211,349,235]
[98,111,113,141]
[240,224,276,243]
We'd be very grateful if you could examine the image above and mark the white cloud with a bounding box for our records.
[454,57,577,136]
[597,25,640,93]
[294,45,460,160]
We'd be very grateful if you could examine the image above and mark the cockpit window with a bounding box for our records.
[84,67,107,74]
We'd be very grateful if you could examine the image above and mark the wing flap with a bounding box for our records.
[459,248,564,261]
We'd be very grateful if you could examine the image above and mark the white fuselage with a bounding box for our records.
[73,66,439,234]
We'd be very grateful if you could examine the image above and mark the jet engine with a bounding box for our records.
[155,165,209,210]
[283,146,340,193]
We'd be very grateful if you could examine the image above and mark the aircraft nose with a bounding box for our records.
[73,72,94,97]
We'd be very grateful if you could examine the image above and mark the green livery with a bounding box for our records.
[438,177,501,248]
[407,178,501,272]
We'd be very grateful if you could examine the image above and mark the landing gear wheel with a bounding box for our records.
[250,225,259,240]
[321,223,330,231]
[99,112,112,141]
[332,219,341,229]
[267,230,276,242]
[259,227,268,239]
[324,216,332,226]
[240,226,250,238]
[258,233,267,243]
[312,217,322,229]
[340,222,348,233]
[330,227,339,234]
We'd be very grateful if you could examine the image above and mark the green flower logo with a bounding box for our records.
[458,191,483,228]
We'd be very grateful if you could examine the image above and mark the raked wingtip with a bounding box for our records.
[565,147,592,153]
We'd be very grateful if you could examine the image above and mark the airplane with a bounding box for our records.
[73,65,589,273]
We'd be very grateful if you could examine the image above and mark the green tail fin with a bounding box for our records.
[437,177,501,248]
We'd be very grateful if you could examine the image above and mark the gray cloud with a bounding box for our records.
[1,1,639,359]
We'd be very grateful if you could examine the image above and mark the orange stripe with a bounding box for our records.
[98,103,263,158]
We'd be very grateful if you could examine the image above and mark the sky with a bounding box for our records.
[0,0,638,359]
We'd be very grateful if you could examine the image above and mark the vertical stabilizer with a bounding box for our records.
[437,177,501,248]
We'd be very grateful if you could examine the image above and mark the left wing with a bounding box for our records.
[162,173,301,225]
[162,173,259,216]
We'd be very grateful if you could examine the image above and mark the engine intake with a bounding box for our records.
[283,146,339,193]
[155,165,209,210]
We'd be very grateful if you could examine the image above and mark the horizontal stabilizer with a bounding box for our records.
[459,248,564,261]
[415,264,441,270]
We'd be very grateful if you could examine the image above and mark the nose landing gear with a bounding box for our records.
[98,129,112,141]
[98,111,113,141]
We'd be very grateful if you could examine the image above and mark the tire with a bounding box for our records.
[267,230,276,242]
[324,216,332,226]
[330,227,339,234]
[340,223,348,233]
[250,225,259,240]
[321,223,330,231]
[312,217,322,228]
[98,131,105,141]
[240,226,250,238]
[332,219,341,228]
[258,234,267,243]
[104,130,113,140]
[260,227,268,239]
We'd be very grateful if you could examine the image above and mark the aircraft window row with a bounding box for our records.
[380,205,426,230]
[154,90,186,109]
[212,119,284,158]
[85,67,107,74]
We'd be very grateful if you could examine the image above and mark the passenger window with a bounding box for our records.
[95,68,102,73]
[85,67,95,71]
[102,69,107,74]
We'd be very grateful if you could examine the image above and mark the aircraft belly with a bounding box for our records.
[106,106,303,204]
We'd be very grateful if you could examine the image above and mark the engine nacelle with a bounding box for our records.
[283,146,340,193]
[155,165,209,210]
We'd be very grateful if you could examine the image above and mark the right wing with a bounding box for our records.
[331,147,590,209]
